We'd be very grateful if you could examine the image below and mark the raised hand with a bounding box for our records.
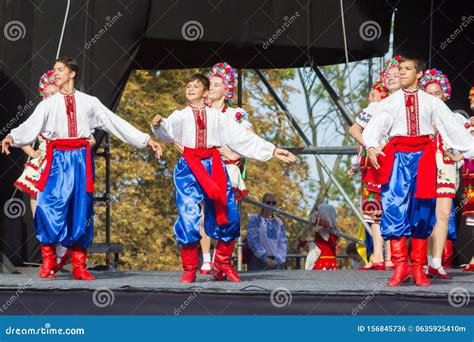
[273,148,296,163]
[152,115,164,128]
[445,150,463,162]
[1,135,14,155]
[367,147,385,169]
[147,138,163,159]
[347,168,357,179]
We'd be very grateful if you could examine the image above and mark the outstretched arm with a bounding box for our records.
[219,114,296,163]
[92,98,162,158]
[151,110,184,144]
[433,99,474,153]
[7,101,46,149]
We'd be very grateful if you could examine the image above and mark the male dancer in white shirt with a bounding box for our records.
[152,73,295,283]
[2,57,162,280]
[349,56,401,271]
[362,55,473,286]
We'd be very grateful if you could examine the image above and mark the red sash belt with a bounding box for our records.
[35,138,94,193]
[224,158,241,166]
[182,147,229,225]
[366,136,436,199]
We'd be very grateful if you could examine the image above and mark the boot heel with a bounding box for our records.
[180,243,199,283]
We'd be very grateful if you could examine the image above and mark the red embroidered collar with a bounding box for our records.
[402,88,418,94]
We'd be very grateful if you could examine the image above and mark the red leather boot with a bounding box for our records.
[71,245,95,280]
[410,238,431,286]
[387,237,411,286]
[213,240,240,282]
[39,244,57,279]
[53,248,72,274]
[441,239,454,269]
[180,243,200,283]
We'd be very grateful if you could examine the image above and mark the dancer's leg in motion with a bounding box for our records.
[427,197,453,279]
[385,241,393,268]
[369,223,384,266]
[199,210,212,274]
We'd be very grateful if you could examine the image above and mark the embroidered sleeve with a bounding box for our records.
[235,108,254,130]
[355,109,373,129]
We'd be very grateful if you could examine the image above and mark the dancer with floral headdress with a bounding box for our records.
[151,72,296,283]
[348,56,401,271]
[418,68,466,279]
[191,62,255,275]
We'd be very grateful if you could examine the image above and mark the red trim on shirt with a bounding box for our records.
[192,107,207,149]
[405,91,420,136]
[63,94,78,137]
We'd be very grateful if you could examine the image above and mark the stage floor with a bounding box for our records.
[0,269,472,315]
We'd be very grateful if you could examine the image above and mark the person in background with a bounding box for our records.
[309,203,339,270]
[246,193,288,271]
